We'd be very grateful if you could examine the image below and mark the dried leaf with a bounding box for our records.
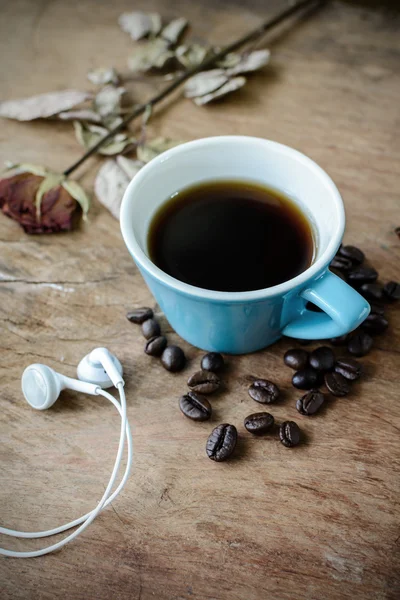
[35,173,64,220]
[94,160,131,219]
[161,17,188,44]
[87,67,119,86]
[73,121,135,156]
[61,180,90,217]
[0,90,91,121]
[175,44,210,68]
[93,86,125,117]
[116,156,144,179]
[226,49,270,75]
[119,11,162,41]
[216,52,242,68]
[58,109,102,123]
[128,38,174,72]
[3,163,48,177]
[137,137,182,163]
[184,69,229,98]
[194,76,246,105]
[0,172,81,234]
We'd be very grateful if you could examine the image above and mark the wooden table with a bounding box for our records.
[1,1,399,598]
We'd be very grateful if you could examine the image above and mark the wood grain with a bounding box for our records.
[0,1,399,599]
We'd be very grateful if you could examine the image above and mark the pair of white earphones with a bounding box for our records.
[0,347,133,559]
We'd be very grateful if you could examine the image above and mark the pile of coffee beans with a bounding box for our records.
[126,307,186,372]
[283,244,398,417]
[328,244,398,355]
[126,245,398,463]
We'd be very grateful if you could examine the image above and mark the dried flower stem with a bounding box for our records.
[63,0,325,177]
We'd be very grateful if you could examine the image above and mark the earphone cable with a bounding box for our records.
[0,383,131,557]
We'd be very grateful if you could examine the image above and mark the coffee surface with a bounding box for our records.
[148,180,314,292]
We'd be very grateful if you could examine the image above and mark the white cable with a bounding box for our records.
[0,389,132,540]
[0,384,131,558]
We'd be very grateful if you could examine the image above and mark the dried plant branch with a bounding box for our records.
[63,0,325,177]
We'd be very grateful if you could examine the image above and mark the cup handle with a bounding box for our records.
[282,270,370,340]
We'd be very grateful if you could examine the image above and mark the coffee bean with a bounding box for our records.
[126,307,153,324]
[292,368,321,390]
[206,424,237,461]
[144,335,167,356]
[347,266,378,286]
[248,379,280,404]
[395,226,400,239]
[161,346,186,372]
[188,370,220,394]
[330,255,353,272]
[338,245,365,265]
[370,303,385,316]
[330,334,349,346]
[347,331,373,357]
[334,357,362,381]
[201,352,224,372]
[141,318,161,339]
[179,392,212,421]
[244,412,275,435]
[279,421,301,447]
[324,371,350,396]
[361,313,389,335]
[360,283,384,302]
[296,390,325,415]
[306,301,323,312]
[383,281,400,301]
[284,349,309,370]
[309,346,335,372]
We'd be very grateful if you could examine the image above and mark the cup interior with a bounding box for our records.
[120,136,344,299]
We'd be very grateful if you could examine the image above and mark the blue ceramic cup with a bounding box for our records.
[120,136,370,354]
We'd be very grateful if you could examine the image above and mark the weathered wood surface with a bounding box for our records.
[0,1,399,599]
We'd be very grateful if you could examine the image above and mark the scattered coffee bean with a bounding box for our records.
[330,255,353,272]
[248,379,280,404]
[284,348,309,370]
[201,352,224,372]
[383,281,400,301]
[370,303,385,316]
[144,335,167,357]
[244,412,275,435]
[334,357,362,381]
[347,266,378,286]
[142,318,161,339]
[292,368,321,390]
[360,283,384,303]
[309,346,335,372]
[179,392,212,421]
[188,370,220,394]
[279,421,301,447]
[361,313,389,335]
[324,371,350,396]
[161,346,186,372]
[338,245,364,265]
[296,390,325,416]
[206,424,237,461]
[395,226,400,239]
[347,330,373,357]
[330,334,349,346]
[306,301,323,312]
[126,307,153,324]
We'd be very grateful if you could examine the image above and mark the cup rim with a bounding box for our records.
[120,136,345,302]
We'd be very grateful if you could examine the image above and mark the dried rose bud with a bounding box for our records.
[0,172,81,234]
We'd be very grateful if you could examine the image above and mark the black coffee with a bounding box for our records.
[148,180,314,292]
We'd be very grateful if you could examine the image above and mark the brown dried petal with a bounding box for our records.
[0,173,80,234]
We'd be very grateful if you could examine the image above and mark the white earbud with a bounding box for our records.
[21,348,124,410]
[77,347,124,389]
[1,348,131,559]
[21,365,100,410]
